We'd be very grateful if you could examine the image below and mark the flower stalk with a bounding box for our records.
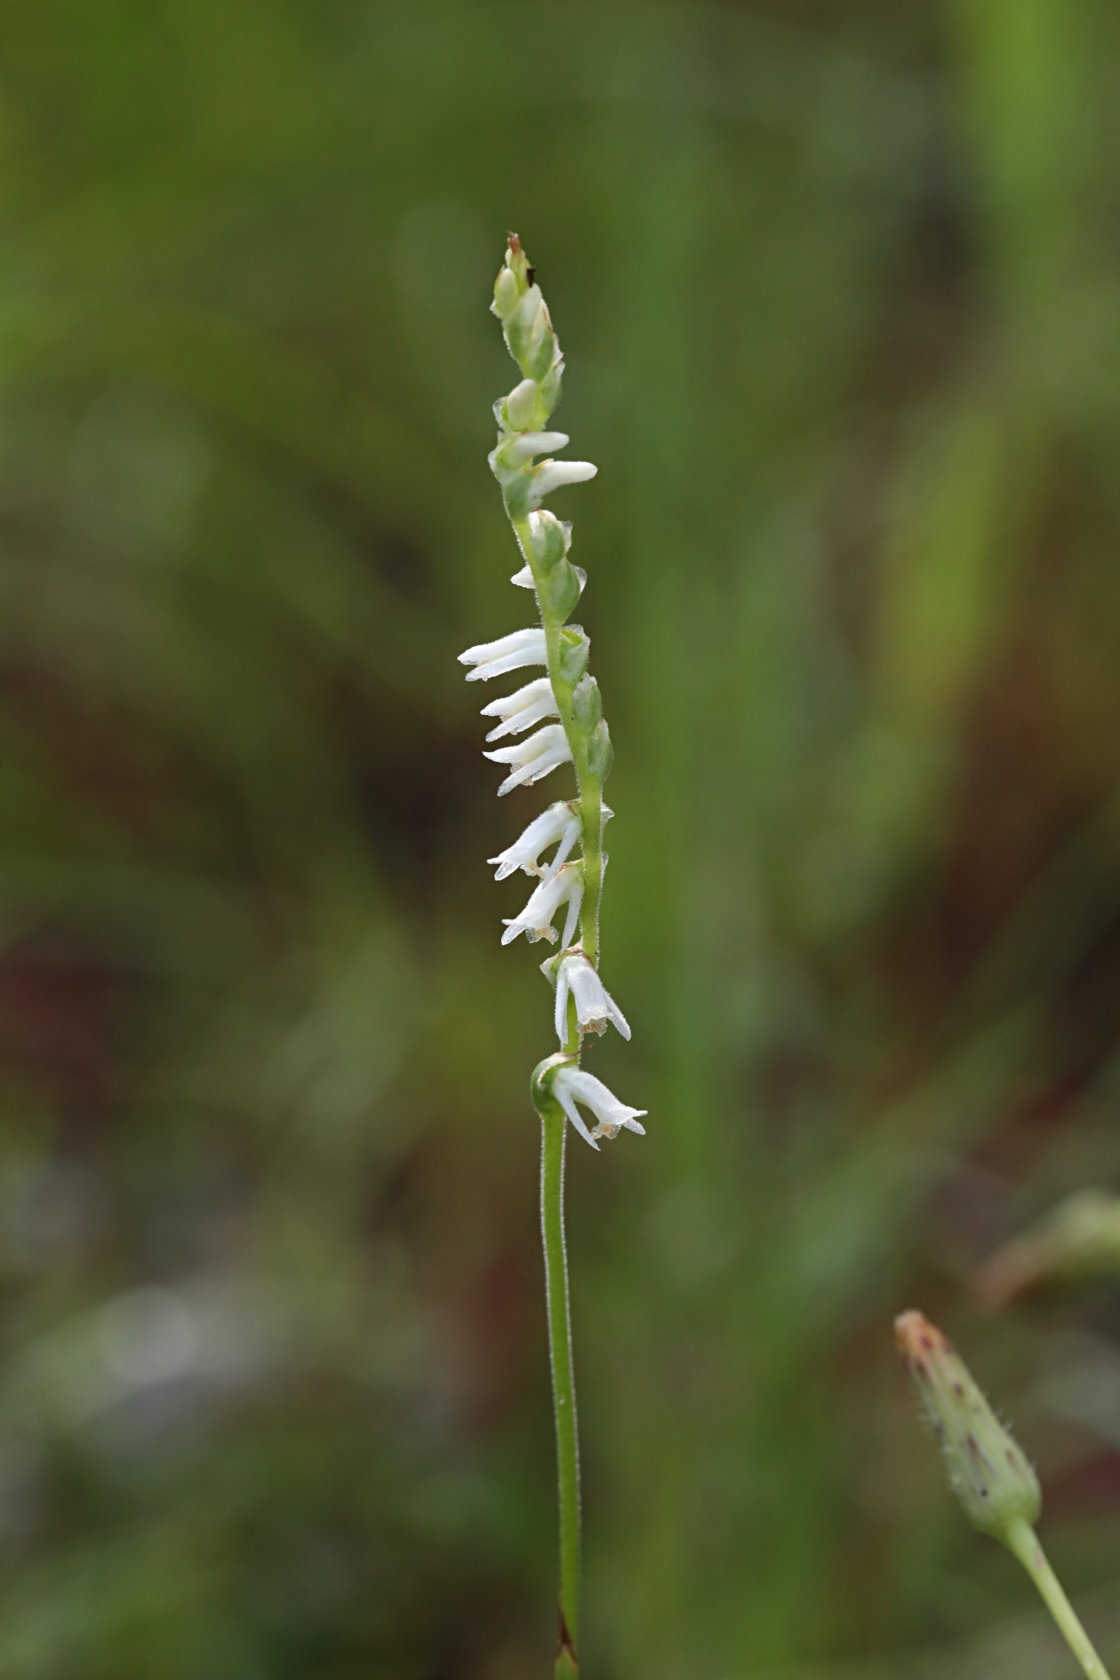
[460,234,646,1676]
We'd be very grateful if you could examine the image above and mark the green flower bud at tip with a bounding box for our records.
[895,1310,1041,1545]
[505,231,532,289]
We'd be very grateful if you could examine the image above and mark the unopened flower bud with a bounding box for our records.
[585,718,613,783]
[528,511,571,572]
[527,314,558,382]
[557,627,590,685]
[492,265,520,320]
[570,675,602,733]
[502,378,539,431]
[537,558,582,623]
[895,1310,1040,1545]
[504,285,547,367]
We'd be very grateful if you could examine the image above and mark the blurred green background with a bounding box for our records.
[3,1,1120,1675]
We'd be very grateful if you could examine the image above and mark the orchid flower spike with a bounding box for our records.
[463,235,649,1677]
[461,234,646,1131]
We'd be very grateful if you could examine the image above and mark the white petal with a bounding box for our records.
[479,677,552,720]
[554,963,571,1044]
[531,460,598,503]
[605,995,632,1040]
[554,1080,599,1150]
[510,565,535,589]
[501,865,582,947]
[488,803,573,881]
[464,648,543,683]
[495,430,570,469]
[553,1066,647,1143]
[459,628,547,683]
[459,627,543,665]
[540,813,580,881]
[479,678,559,742]
[559,882,582,950]
[484,725,572,796]
[564,956,631,1041]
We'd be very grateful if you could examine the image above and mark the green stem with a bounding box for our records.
[1006,1520,1113,1680]
[540,1099,581,1675]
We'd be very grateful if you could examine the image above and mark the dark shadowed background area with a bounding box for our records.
[3,1,1120,1675]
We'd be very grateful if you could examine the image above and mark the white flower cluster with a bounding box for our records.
[456,235,647,1150]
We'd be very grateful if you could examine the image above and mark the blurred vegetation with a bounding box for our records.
[2,1,1120,1675]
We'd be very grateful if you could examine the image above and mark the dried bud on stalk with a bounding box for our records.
[976,1189,1120,1308]
[895,1310,1040,1544]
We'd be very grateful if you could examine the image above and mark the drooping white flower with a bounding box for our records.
[551,1065,647,1150]
[501,863,583,949]
[552,953,630,1044]
[483,723,572,796]
[488,803,580,882]
[459,627,547,684]
[480,677,559,742]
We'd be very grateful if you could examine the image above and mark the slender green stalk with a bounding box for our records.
[540,1099,581,1675]
[1006,1520,1113,1680]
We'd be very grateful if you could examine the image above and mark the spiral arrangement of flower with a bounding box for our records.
[457,236,648,1675]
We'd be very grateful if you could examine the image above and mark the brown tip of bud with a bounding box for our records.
[508,231,522,253]
[895,1309,949,1361]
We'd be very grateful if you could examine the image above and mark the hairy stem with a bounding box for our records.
[540,1099,581,1674]
[1006,1520,1113,1680]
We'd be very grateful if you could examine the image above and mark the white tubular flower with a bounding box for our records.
[530,460,597,506]
[552,1065,647,1150]
[484,723,572,796]
[501,863,583,949]
[459,627,547,683]
[480,676,559,742]
[552,953,630,1044]
[488,803,580,882]
[490,430,571,472]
